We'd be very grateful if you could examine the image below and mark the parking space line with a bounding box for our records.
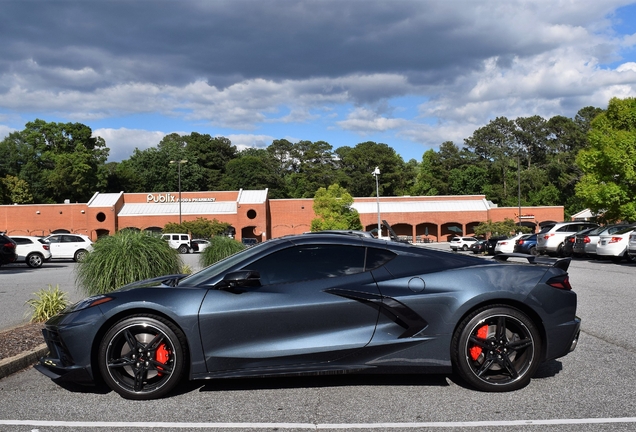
[2,417,636,429]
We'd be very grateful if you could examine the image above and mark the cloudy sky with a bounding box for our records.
[2,0,636,162]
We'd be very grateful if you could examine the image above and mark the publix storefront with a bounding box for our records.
[0,190,564,243]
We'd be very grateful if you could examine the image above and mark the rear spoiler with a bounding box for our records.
[493,253,571,271]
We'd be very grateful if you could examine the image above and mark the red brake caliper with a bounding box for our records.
[469,325,489,361]
[155,343,170,376]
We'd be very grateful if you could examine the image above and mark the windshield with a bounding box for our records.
[178,241,272,286]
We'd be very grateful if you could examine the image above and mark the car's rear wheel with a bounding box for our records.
[98,315,187,400]
[74,249,88,262]
[26,253,44,268]
[452,305,541,392]
[178,245,189,254]
[528,246,537,256]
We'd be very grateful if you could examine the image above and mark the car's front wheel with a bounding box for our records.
[26,253,44,268]
[98,315,187,400]
[462,245,469,251]
[452,305,541,392]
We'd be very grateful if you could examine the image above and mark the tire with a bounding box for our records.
[26,253,44,268]
[452,305,542,392]
[98,315,187,400]
[178,245,189,254]
[555,243,564,257]
[74,249,88,262]
[528,246,537,256]
[462,245,469,251]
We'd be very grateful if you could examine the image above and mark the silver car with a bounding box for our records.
[572,224,630,257]
[536,222,598,256]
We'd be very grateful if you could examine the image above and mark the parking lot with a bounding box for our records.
[1,246,636,431]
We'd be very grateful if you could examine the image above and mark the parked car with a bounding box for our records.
[469,239,488,254]
[44,233,93,262]
[241,238,258,246]
[450,236,478,251]
[0,232,17,266]
[10,235,52,268]
[161,233,192,254]
[596,226,636,263]
[536,222,598,256]
[36,233,580,399]
[514,234,538,255]
[485,236,507,255]
[572,225,630,258]
[628,232,636,260]
[191,239,211,253]
[494,233,526,255]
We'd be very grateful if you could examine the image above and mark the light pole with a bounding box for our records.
[372,166,381,238]
[170,159,188,224]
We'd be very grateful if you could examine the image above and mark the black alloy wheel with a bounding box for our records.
[98,315,187,400]
[452,305,541,392]
[26,253,44,268]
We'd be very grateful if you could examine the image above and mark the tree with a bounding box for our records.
[221,149,284,195]
[335,141,406,197]
[0,120,109,203]
[576,97,636,222]
[163,218,231,239]
[310,184,362,231]
[1,175,33,204]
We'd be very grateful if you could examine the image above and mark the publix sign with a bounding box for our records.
[146,193,216,203]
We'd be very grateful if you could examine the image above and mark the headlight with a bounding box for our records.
[63,295,114,313]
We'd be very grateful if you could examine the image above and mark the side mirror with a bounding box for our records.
[218,270,261,290]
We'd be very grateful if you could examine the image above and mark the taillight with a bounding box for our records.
[543,234,553,240]
[583,236,590,243]
[609,237,623,244]
[4,242,16,249]
[518,240,525,245]
[42,244,50,251]
[568,237,575,243]
[547,275,572,290]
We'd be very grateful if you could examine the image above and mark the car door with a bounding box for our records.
[46,235,66,258]
[198,243,382,373]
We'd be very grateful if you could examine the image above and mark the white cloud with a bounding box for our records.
[94,128,167,162]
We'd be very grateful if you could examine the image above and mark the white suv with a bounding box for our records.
[45,234,93,261]
[161,233,192,254]
[536,222,598,256]
[450,236,478,251]
[11,235,52,268]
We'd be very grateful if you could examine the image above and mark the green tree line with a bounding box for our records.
[1,98,635,222]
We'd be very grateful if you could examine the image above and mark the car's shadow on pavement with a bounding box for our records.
[47,362,564,398]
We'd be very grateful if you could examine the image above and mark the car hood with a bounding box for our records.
[117,273,189,291]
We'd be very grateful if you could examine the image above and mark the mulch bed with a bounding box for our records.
[0,322,46,360]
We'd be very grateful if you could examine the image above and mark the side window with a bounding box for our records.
[48,236,60,243]
[365,247,396,270]
[246,245,365,285]
[172,235,179,241]
[180,235,189,241]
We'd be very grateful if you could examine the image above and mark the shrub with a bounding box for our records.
[25,284,69,322]
[76,230,181,296]
[201,236,246,267]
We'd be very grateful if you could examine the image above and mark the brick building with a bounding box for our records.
[0,190,563,242]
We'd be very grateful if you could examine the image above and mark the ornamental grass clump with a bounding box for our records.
[76,230,181,296]
[200,236,246,267]
[25,284,70,322]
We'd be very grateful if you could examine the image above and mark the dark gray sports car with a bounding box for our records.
[36,233,580,400]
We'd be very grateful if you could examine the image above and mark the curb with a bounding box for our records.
[0,344,48,380]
